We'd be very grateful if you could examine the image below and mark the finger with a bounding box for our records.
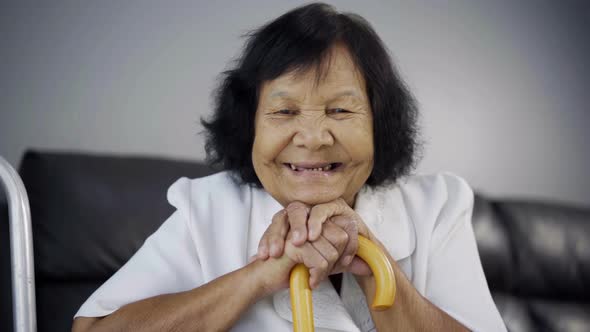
[258,209,288,259]
[267,209,289,257]
[330,216,359,269]
[307,198,352,241]
[319,221,349,259]
[355,218,372,239]
[346,256,372,276]
[257,231,269,260]
[286,201,310,246]
[309,235,340,287]
[248,254,258,264]
[284,235,329,289]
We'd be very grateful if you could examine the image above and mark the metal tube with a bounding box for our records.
[0,156,37,332]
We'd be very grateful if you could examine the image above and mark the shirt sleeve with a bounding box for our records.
[424,174,507,332]
[74,210,203,318]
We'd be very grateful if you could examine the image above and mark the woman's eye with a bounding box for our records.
[327,108,351,114]
[275,109,296,115]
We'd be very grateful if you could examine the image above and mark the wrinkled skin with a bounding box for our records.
[252,44,375,288]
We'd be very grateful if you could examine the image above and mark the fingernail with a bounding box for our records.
[270,243,279,256]
[293,230,302,242]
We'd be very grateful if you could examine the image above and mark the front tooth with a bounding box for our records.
[290,164,296,171]
[325,164,332,171]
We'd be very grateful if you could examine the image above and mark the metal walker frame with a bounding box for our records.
[1,156,37,332]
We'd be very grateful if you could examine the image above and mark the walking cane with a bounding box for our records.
[289,235,396,332]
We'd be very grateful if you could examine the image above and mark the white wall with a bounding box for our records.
[1,1,589,206]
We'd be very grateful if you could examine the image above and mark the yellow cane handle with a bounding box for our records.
[356,236,396,309]
[289,235,396,332]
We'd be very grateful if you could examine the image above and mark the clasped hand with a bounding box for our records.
[253,198,374,291]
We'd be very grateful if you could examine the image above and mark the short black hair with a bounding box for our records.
[202,2,420,188]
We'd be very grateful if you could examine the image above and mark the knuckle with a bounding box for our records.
[271,210,286,224]
[259,233,269,242]
[337,216,358,233]
[327,249,339,262]
[331,215,345,222]
[269,237,282,247]
[332,198,345,210]
[348,220,359,233]
[337,231,349,244]
[321,220,335,231]
[332,215,350,227]
[309,204,325,217]
[260,229,270,240]
[287,201,308,212]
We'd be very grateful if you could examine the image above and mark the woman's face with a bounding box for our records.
[252,45,374,207]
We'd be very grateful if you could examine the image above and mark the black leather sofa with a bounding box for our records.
[1,150,589,332]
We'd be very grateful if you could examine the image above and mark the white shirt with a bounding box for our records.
[75,171,507,332]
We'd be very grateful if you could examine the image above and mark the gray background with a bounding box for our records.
[1,0,589,206]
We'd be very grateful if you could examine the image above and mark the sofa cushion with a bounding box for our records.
[35,280,102,332]
[496,200,590,301]
[472,195,514,292]
[19,150,216,281]
[473,194,590,302]
[493,292,590,332]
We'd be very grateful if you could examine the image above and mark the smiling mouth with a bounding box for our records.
[284,162,343,172]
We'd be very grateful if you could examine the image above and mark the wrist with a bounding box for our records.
[354,274,376,297]
[244,260,270,300]
[247,256,293,299]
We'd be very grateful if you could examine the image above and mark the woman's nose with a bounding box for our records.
[292,122,335,150]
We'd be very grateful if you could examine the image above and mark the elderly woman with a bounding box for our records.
[72,3,505,332]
